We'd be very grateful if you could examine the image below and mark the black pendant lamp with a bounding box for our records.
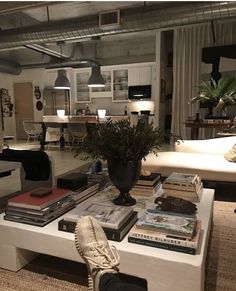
[54,41,71,90]
[88,37,105,88]
[88,66,105,88]
[54,69,71,89]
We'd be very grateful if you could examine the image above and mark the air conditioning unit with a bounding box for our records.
[99,9,121,30]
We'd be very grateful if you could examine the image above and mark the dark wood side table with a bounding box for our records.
[185,121,231,139]
[217,132,236,137]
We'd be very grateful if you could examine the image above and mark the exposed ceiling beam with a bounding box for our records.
[24,44,72,60]
[0,2,58,15]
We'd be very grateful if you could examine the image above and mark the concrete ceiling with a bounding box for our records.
[0,1,235,72]
[0,1,157,68]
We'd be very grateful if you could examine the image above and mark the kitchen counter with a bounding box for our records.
[43,115,129,123]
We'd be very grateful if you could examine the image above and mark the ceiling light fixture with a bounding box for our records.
[54,41,71,90]
[88,37,105,88]
[88,66,105,88]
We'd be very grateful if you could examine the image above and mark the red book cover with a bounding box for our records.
[8,188,71,210]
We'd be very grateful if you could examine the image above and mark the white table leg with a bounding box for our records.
[0,244,37,271]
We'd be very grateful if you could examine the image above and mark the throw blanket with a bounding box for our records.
[0,149,50,181]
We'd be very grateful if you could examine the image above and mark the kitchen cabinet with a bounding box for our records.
[43,88,71,115]
[73,62,155,103]
[112,69,128,102]
[90,69,112,98]
[128,66,152,86]
[75,70,91,103]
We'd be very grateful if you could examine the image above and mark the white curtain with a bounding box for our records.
[0,97,3,152]
[172,21,236,139]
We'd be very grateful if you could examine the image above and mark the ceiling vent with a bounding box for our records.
[99,9,121,30]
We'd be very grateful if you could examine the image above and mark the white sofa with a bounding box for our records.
[0,157,55,193]
[142,136,236,183]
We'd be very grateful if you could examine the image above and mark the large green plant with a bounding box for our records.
[76,119,164,162]
[191,76,236,113]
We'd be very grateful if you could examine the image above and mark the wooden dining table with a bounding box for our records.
[40,115,130,150]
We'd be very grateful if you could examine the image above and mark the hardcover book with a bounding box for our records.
[57,172,88,191]
[130,181,161,197]
[163,172,201,192]
[137,173,161,186]
[5,197,75,222]
[58,211,138,242]
[4,202,75,227]
[62,200,134,230]
[163,183,203,202]
[7,194,74,216]
[128,220,201,249]
[72,182,99,204]
[8,188,72,210]
[135,209,197,239]
[128,236,197,255]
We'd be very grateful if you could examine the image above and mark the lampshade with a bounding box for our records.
[88,66,105,87]
[54,69,71,90]
[57,109,65,117]
[97,109,106,118]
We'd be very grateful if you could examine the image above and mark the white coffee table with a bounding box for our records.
[0,188,214,291]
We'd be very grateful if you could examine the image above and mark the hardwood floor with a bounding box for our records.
[0,140,91,197]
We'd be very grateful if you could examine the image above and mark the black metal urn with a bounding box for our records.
[107,159,142,206]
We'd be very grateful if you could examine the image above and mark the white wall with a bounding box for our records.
[0,68,47,136]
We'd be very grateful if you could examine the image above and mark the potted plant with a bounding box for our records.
[76,119,163,206]
[191,75,236,116]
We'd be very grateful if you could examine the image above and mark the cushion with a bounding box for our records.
[224,144,236,162]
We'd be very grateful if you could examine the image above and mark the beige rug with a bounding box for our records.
[0,201,235,291]
[205,201,236,291]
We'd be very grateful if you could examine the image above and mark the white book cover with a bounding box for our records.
[63,200,133,229]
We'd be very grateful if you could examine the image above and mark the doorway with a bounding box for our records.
[14,82,34,140]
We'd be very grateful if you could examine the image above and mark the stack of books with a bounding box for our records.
[128,209,201,255]
[4,187,75,227]
[58,200,138,242]
[130,172,161,196]
[162,172,203,202]
[86,171,111,190]
[71,182,99,204]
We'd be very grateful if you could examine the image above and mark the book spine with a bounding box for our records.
[163,182,202,195]
[128,237,196,255]
[129,231,197,248]
[147,209,196,219]
[136,178,161,186]
[58,220,76,233]
[163,177,201,192]
[58,220,123,241]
